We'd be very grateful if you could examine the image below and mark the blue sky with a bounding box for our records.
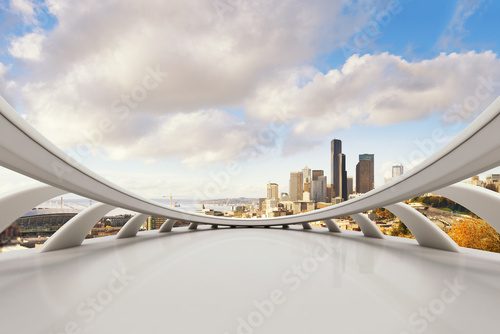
[0,0,499,199]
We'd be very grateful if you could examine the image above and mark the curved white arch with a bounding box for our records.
[116,213,149,238]
[350,213,384,239]
[0,185,66,233]
[41,203,115,252]
[158,219,175,233]
[434,183,500,233]
[1,96,499,227]
[325,219,342,233]
[385,203,459,252]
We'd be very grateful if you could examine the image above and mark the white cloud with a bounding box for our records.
[0,63,7,77]
[245,51,500,152]
[438,0,483,50]
[9,32,45,61]
[9,0,36,23]
[0,62,17,100]
[108,110,256,165]
[16,0,388,163]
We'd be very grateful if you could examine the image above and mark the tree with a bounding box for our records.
[373,208,395,220]
[388,221,413,238]
[448,218,500,253]
[485,183,498,192]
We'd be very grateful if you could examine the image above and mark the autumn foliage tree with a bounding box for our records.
[448,218,500,253]
[372,208,395,220]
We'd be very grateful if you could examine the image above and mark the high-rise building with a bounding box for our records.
[266,183,279,201]
[312,170,324,181]
[356,154,374,193]
[302,166,312,183]
[289,172,303,201]
[347,177,353,196]
[312,172,327,203]
[331,139,342,198]
[337,153,348,200]
[392,164,404,179]
[302,166,312,194]
[330,139,348,200]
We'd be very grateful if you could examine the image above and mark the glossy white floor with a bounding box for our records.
[1,226,499,334]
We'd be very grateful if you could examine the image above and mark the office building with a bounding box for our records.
[312,173,327,203]
[266,183,279,201]
[289,172,303,201]
[302,166,312,183]
[312,170,324,180]
[356,154,374,193]
[302,166,311,193]
[337,153,348,200]
[331,139,348,201]
[392,164,404,179]
[331,139,342,198]
[347,177,353,195]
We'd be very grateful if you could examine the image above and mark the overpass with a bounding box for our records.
[1,95,500,333]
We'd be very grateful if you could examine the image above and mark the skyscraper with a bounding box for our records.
[302,166,312,193]
[347,177,353,196]
[289,172,303,201]
[302,166,312,183]
[331,139,344,199]
[266,183,279,201]
[356,154,374,193]
[337,153,348,201]
[392,164,404,179]
[311,170,327,202]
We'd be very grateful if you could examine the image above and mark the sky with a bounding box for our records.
[1,0,500,201]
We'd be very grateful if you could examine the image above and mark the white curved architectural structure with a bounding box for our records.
[158,218,176,233]
[324,219,342,232]
[435,183,500,232]
[116,213,149,238]
[0,185,66,233]
[385,203,459,252]
[1,95,500,333]
[1,96,500,229]
[350,213,385,239]
[41,203,115,252]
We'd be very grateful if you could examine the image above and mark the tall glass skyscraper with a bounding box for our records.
[331,139,347,201]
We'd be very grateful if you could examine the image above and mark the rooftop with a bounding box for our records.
[1,226,499,333]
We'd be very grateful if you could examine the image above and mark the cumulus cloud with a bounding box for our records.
[107,110,257,165]
[9,32,45,60]
[15,0,387,163]
[9,0,36,23]
[245,51,500,152]
[0,63,17,101]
